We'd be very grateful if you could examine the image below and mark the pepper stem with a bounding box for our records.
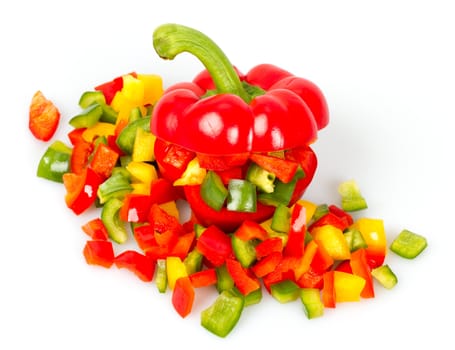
[153,23,250,102]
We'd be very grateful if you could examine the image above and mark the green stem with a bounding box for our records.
[153,23,250,102]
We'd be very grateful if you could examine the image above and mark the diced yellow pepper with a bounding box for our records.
[132,127,156,162]
[121,74,144,106]
[334,271,366,302]
[166,256,188,290]
[351,218,387,262]
[126,161,158,185]
[173,158,207,186]
[311,225,351,261]
[137,74,164,105]
[82,122,116,142]
[159,201,180,221]
[130,182,151,195]
[295,199,317,225]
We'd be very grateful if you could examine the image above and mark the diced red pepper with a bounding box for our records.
[133,224,155,252]
[149,203,184,235]
[234,220,269,241]
[63,167,101,215]
[329,205,354,226]
[349,248,375,298]
[114,250,156,282]
[196,225,233,267]
[296,267,324,289]
[172,276,195,318]
[249,153,299,183]
[309,212,351,232]
[81,218,109,241]
[283,203,306,258]
[150,178,182,204]
[335,260,353,273]
[262,256,296,292]
[120,194,153,223]
[169,231,196,260]
[154,138,196,182]
[251,251,282,278]
[94,75,124,105]
[215,167,244,185]
[89,143,119,180]
[189,269,218,288]
[225,258,261,295]
[70,138,93,174]
[255,237,283,259]
[83,240,115,268]
[322,271,336,308]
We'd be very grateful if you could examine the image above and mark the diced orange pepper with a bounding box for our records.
[189,269,218,288]
[172,276,195,318]
[349,248,375,298]
[226,258,261,295]
[351,218,387,268]
[234,220,269,241]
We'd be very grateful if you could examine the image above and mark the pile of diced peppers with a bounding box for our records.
[36,72,428,338]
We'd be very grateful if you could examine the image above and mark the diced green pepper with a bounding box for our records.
[128,106,143,123]
[155,259,168,293]
[246,162,276,193]
[271,204,291,233]
[310,203,330,223]
[258,168,304,207]
[390,229,427,259]
[270,279,301,303]
[232,286,262,307]
[201,289,245,338]
[97,168,132,204]
[344,227,368,252]
[200,171,228,211]
[300,288,324,319]
[116,116,151,154]
[231,235,257,268]
[215,264,235,293]
[101,197,128,244]
[78,91,106,109]
[69,103,103,128]
[338,179,368,212]
[371,264,398,289]
[183,248,204,275]
[37,141,72,183]
[227,179,257,213]
[194,223,207,238]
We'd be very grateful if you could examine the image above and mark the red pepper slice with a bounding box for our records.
[283,203,306,258]
[322,271,336,308]
[153,138,195,182]
[225,258,261,295]
[249,153,299,183]
[349,248,375,298]
[89,143,119,180]
[189,269,218,288]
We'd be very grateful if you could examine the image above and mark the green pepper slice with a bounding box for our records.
[227,179,257,213]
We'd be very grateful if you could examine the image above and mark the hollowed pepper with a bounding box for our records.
[151,24,329,231]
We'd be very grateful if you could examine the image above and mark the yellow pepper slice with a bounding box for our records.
[82,122,116,142]
[137,74,164,105]
[173,158,207,186]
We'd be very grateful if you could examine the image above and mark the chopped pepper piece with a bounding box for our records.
[390,229,427,259]
[37,140,72,183]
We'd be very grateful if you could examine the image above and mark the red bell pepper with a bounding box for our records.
[249,153,299,184]
[29,90,61,141]
[114,250,156,282]
[184,185,275,232]
[251,251,282,278]
[83,240,115,268]
[153,138,196,182]
[152,24,326,156]
[322,271,336,308]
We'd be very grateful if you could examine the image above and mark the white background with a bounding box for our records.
[1,0,454,348]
